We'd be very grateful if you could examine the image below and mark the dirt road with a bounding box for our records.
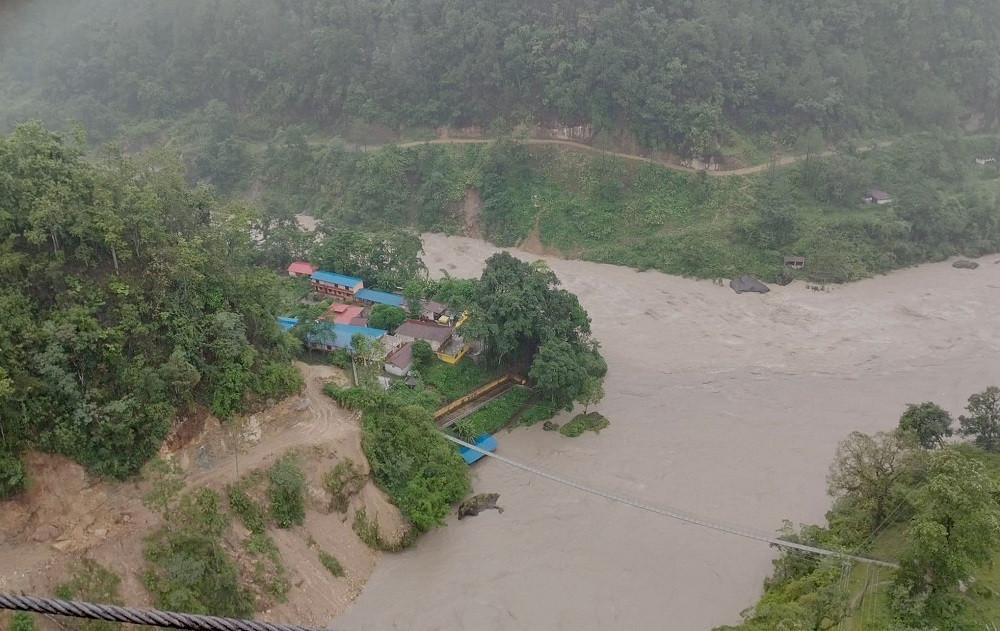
[333,235,1000,631]
[258,132,893,177]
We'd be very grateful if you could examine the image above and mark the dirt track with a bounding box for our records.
[265,132,893,177]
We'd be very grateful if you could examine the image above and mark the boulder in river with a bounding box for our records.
[458,493,504,519]
[952,259,979,269]
[729,275,770,294]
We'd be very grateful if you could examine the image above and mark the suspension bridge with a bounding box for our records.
[441,434,899,569]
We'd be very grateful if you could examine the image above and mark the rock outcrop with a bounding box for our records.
[729,275,770,294]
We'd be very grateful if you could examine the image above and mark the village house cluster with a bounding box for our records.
[279,262,473,378]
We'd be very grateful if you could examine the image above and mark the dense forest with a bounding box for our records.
[2,0,998,154]
[0,123,301,497]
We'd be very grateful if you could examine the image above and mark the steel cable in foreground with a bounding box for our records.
[0,594,329,631]
[442,434,898,569]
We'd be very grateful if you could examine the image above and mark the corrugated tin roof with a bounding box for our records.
[329,303,365,324]
[310,270,364,287]
[277,316,300,331]
[355,288,405,306]
[459,434,498,464]
[385,342,414,368]
[287,261,317,275]
[305,321,386,350]
[395,319,454,343]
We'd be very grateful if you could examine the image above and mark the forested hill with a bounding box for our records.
[2,0,998,154]
[0,123,302,497]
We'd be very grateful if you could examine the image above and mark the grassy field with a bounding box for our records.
[450,387,532,440]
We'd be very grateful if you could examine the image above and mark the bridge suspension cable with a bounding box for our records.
[0,594,334,631]
[442,434,898,568]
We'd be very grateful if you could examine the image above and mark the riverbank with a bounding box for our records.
[332,234,1000,630]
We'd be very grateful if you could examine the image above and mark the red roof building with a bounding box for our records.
[287,261,318,277]
[327,303,365,324]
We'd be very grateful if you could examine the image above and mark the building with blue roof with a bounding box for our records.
[276,316,299,332]
[355,288,405,307]
[304,321,387,352]
[310,270,364,299]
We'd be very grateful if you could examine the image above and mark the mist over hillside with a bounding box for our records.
[1,0,998,152]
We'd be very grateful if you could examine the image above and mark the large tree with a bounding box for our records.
[958,386,1000,452]
[894,448,1000,622]
[826,431,923,534]
[367,304,407,332]
[898,402,953,449]
[529,340,606,412]
[470,252,590,362]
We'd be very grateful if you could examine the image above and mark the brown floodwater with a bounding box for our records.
[332,234,1000,630]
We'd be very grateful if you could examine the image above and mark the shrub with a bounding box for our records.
[324,384,387,411]
[227,477,266,533]
[0,451,27,499]
[323,459,365,513]
[367,305,407,331]
[559,412,610,437]
[251,361,303,400]
[452,388,531,440]
[143,490,253,618]
[411,340,435,369]
[519,401,559,426]
[359,402,470,532]
[267,452,306,528]
[423,359,497,402]
[352,509,385,549]
[55,559,122,631]
[318,551,345,578]
[9,613,35,631]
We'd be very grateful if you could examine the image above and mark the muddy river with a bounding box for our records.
[333,234,1000,630]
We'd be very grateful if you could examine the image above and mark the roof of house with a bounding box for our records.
[395,318,454,343]
[277,316,300,331]
[306,321,386,350]
[310,270,364,287]
[866,188,892,200]
[287,261,317,275]
[355,288,405,306]
[422,299,448,314]
[328,303,365,324]
[349,317,369,327]
[385,342,414,369]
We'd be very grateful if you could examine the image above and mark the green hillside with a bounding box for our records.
[1,0,998,154]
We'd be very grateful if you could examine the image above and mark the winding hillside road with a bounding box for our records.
[322,136,894,176]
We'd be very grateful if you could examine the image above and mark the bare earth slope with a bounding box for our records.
[0,363,406,628]
[334,235,1000,631]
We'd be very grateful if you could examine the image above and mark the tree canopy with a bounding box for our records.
[958,386,1000,452]
[2,0,998,153]
[898,401,953,449]
[0,122,301,497]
